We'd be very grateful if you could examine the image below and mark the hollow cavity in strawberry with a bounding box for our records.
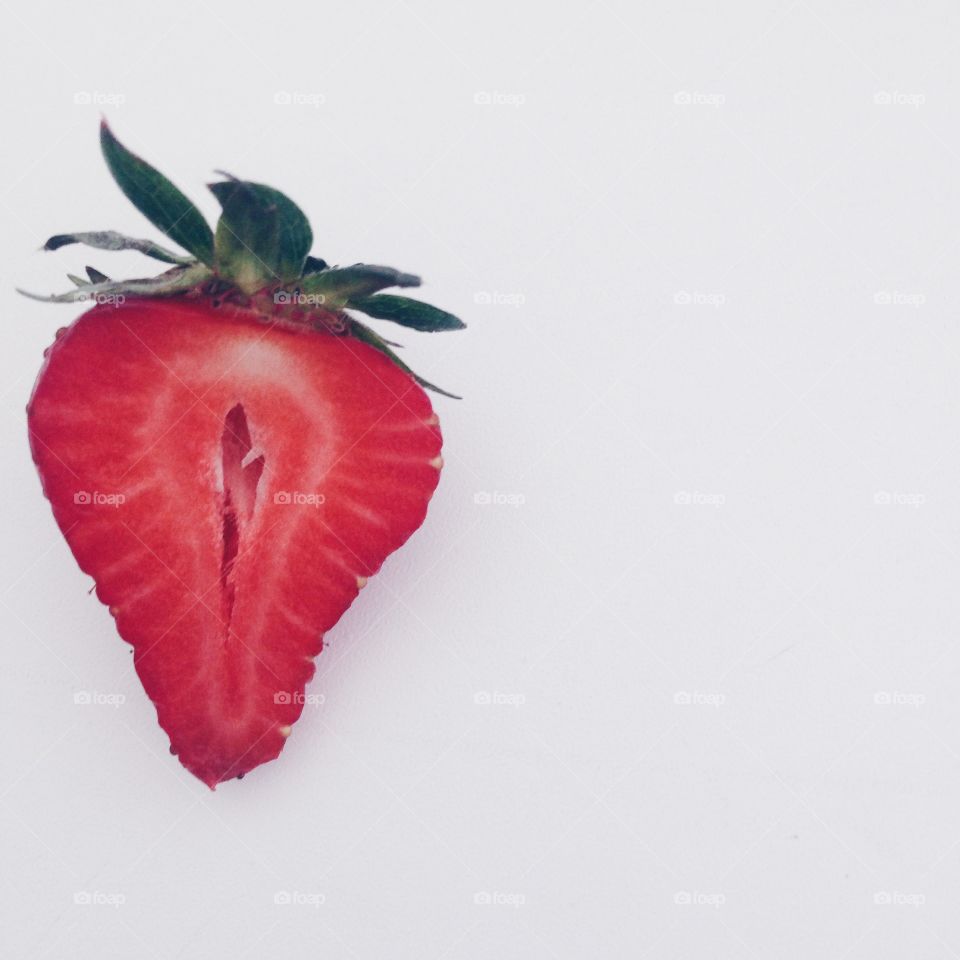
[22,123,464,788]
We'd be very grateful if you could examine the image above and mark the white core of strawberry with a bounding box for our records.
[220,404,264,635]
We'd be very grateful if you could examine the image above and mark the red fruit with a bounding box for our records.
[22,123,463,787]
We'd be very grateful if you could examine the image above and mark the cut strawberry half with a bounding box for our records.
[21,123,464,788]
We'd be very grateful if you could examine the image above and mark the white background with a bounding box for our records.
[3,0,960,956]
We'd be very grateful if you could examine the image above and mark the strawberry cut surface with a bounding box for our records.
[28,299,443,787]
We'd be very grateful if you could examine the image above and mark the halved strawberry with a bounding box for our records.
[22,123,463,787]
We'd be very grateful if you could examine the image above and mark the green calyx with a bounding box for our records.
[18,121,465,397]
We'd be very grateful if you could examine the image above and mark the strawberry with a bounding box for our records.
[22,123,464,788]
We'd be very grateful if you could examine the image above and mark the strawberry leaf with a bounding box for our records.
[100,121,214,266]
[299,265,421,305]
[85,266,110,283]
[348,293,465,332]
[43,230,191,265]
[303,256,329,275]
[18,263,211,303]
[348,319,461,399]
[209,177,312,293]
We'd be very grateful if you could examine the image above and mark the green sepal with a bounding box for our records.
[348,318,461,399]
[303,256,329,274]
[100,121,214,266]
[348,293,465,332]
[18,262,212,304]
[298,265,420,305]
[25,123,464,401]
[209,177,312,293]
[85,266,110,283]
[43,230,192,265]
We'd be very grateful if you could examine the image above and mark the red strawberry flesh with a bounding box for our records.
[28,299,442,787]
